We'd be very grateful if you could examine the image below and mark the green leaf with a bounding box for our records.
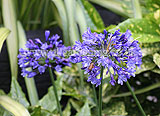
[31,0,45,30]
[62,92,84,100]
[102,85,120,104]
[42,0,50,28]
[19,0,29,19]
[0,28,10,52]
[102,101,127,115]
[0,111,11,116]
[109,10,160,43]
[63,64,79,76]
[77,0,96,30]
[63,102,71,116]
[89,0,133,18]
[0,107,5,116]
[145,0,160,13]
[152,67,160,74]
[38,73,63,112]
[141,42,160,56]
[40,110,53,116]
[0,90,6,116]
[153,53,160,68]
[76,1,87,36]
[76,101,91,116]
[9,78,29,108]
[131,0,142,18]
[52,0,70,46]
[89,0,159,18]
[51,4,62,28]
[136,56,156,74]
[0,90,5,96]
[20,0,37,30]
[64,0,79,45]
[69,99,81,112]
[62,81,83,99]
[62,77,84,100]
[147,9,160,26]
[17,21,39,106]
[0,96,30,116]
[2,0,19,79]
[78,0,104,30]
[31,106,41,116]
[28,106,54,116]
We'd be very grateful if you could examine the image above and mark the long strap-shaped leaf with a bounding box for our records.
[0,28,10,52]
[17,21,39,106]
[52,0,70,46]
[2,0,18,79]
[79,0,105,30]
[76,1,87,36]
[89,0,131,18]
[0,96,30,116]
[64,0,79,44]
[131,0,142,19]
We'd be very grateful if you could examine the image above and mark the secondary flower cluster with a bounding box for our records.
[70,28,142,87]
[18,31,70,78]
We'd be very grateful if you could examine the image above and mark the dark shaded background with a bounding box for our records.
[0,5,122,99]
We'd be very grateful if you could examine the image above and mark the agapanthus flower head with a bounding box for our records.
[18,30,71,78]
[70,28,142,87]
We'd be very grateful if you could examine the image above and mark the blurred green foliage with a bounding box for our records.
[0,0,160,116]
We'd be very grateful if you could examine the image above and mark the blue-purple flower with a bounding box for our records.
[70,28,142,87]
[18,30,71,78]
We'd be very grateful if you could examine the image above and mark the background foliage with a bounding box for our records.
[0,0,160,115]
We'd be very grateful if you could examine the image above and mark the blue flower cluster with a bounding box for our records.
[70,28,142,87]
[18,30,71,78]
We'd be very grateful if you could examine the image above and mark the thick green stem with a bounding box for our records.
[126,81,146,116]
[99,66,104,116]
[49,68,62,116]
[131,0,142,19]
[92,84,99,116]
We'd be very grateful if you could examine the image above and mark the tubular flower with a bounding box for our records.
[18,30,71,78]
[70,28,142,87]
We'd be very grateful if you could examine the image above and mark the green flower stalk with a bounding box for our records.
[49,67,63,116]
